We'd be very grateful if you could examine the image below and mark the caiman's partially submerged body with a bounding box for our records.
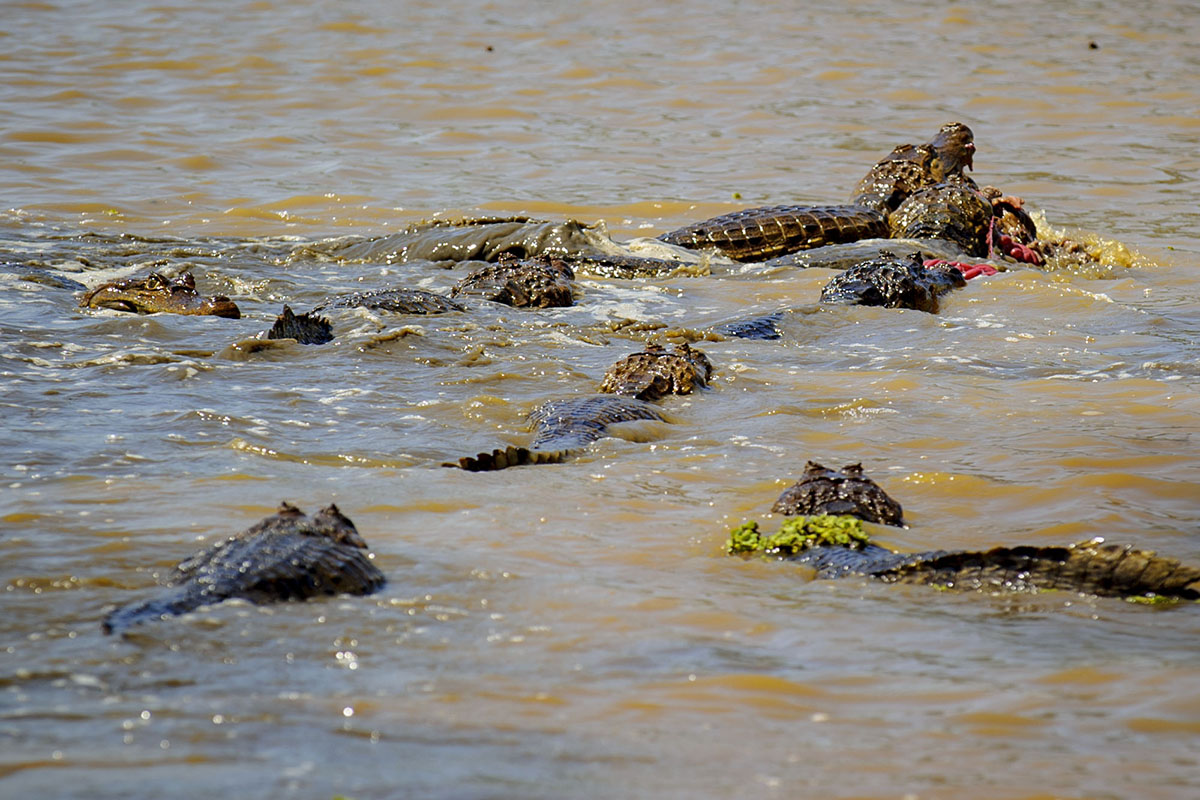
[103,503,385,635]
[731,463,1200,602]
[452,343,714,471]
[453,395,665,471]
[819,252,966,313]
[267,305,334,345]
[729,518,1200,602]
[313,287,465,315]
[658,205,891,263]
[658,123,982,263]
[773,461,905,526]
[450,253,576,308]
[886,180,993,258]
[598,343,713,401]
[80,271,241,318]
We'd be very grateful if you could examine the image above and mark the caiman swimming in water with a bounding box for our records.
[598,342,714,401]
[728,463,1200,603]
[658,122,1039,266]
[819,251,967,313]
[450,253,576,308]
[79,271,241,318]
[452,343,713,471]
[102,502,385,635]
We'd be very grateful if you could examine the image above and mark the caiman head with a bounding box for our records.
[928,122,975,179]
[310,503,370,549]
[79,271,241,318]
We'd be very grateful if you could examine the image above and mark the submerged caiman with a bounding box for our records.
[80,271,241,318]
[452,343,712,471]
[729,463,1200,602]
[102,502,385,634]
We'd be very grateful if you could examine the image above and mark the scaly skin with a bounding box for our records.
[819,251,966,313]
[657,204,890,262]
[267,305,334,345]
[714,311,785,340]
[102,503,386,634]
[562,253,698,279]
[887,180,994,258]
[314,288,465,314]
[659,123,982,262]
[773,461,905,526]
[451,253,575,308]
[79,271,241,318]
[453,395,664,471]
[851,121,978,214]
[784,538,1200,601]
[599,343,713,401]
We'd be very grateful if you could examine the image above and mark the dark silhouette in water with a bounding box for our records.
[102,503,385,635]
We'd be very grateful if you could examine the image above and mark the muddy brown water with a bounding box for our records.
[2,1,1199,798]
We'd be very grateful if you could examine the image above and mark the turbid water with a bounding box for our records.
[2,1,1199,798]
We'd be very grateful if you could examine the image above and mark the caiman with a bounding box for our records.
[451,253,576,308]
[452,343,715,471]
[267,305,334,345]
[728,518,1200,602]
[819,251,966,313]
[80,271,241,318]
[886,179,994,258]
[714,311,786,340]
[102,502,386,635]
[658,122,980,262]
[313,287,466,315]
[453,395,666,471]
[729,463,1200,602]
[773,461,905,526]
[598,343,713,401]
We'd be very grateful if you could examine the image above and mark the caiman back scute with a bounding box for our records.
[102,503,385,634]
[785,538,1200,601]
[658,205,889,262]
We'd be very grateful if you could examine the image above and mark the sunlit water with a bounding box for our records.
[2,1,1199,798]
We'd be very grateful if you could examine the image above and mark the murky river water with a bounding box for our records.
[3,1,1199,797]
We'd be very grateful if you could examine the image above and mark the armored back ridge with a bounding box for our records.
[659,123,988,262]
[657,205,889,262]
[773,461,905,526]
[818,252,966,313]
[783,538,1200,601]
[102,503,385,634]
[734,463,1200,602]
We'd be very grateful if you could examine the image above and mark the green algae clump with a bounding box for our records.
[725,515,868,557]
[1125,594,1181,607]
[726,520,765,554]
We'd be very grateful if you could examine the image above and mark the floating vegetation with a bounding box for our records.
[725,514,869,557]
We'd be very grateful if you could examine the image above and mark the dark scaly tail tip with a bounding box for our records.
[446,446,565,471]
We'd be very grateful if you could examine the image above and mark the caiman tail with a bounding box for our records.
[658,205,889,262]
[450,396,664,472]
[102,589,204,636]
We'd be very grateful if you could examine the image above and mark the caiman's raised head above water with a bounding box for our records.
[928,121,975,176]
[850,121,977,215]
[79,271,241,318]
[772,461,905,526]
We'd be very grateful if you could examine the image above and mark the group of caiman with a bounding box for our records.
[84,122,1198,634]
